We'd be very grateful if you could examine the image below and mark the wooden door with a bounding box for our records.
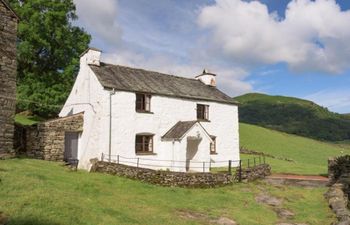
[64,132,79,161]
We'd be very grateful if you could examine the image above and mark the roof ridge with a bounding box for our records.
[99,62,201,82]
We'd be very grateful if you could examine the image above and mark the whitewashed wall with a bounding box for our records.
[60,51,240,171]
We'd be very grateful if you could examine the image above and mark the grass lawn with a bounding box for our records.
[0,159,335,225]
[240,123,350,175]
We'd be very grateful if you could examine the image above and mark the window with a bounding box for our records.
[136,93,151,112]
[197,104,209,120]
[135,135,154,154]
[210,136,216,154]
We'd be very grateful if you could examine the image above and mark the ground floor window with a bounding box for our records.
[210,136,216,154]
[135,134,154,154]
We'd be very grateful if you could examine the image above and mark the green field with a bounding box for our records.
[0,159,335,225]
[240,123,350,175]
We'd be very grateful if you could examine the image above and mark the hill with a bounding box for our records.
[240,123,350,175]
[234,93,350,141]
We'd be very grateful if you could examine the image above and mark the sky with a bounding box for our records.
[73,0,350,113]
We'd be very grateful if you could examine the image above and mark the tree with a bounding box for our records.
[9,0,91,117]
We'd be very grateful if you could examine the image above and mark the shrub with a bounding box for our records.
[330,155,350,180]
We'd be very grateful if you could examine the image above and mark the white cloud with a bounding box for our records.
[198,0,350,73]
[73,0,253,96]
[74,0,122,45]
[304,89,350,113]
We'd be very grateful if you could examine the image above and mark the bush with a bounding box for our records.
[330,155,350,180]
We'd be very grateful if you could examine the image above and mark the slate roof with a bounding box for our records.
[89,63,237,105]
[162,121,197,140]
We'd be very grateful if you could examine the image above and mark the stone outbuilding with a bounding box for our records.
[0,0,18,157]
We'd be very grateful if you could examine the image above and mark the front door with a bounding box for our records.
[64,132,80,161]
[186,138,201,172]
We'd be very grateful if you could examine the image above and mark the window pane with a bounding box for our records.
[136,94,144,110]
[135,136,143,152]
[197,104,204,119]
[205,105,209,120]
[145,95,151,111]
[210,136,216,153]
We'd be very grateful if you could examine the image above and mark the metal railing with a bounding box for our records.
[100,153,267,181]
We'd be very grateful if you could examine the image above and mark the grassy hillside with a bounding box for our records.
[0,159,335,225]
[240,123,350,175]
[234,93,350,142]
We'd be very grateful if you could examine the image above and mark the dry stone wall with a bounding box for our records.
[327,157,350,225]
[0,0,18,156]
[90,160,271,188]
[25,113,84,160]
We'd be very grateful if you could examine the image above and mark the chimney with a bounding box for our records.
[80,47,102,66]
[195,69,216,87]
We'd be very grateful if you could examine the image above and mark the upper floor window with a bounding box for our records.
[135,134,154,154]
[136,93,151,112]
[197,104,209,121]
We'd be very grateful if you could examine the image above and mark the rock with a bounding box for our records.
[255,193,283,207]
[275,208,295,219]
[275,223,308,225]
[0,212,8,225]
[325,183,350,225]
[213,217,237,225]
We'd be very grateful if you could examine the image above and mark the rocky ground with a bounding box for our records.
[0,212,8,225]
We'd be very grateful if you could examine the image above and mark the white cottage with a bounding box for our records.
[59,48,240,172]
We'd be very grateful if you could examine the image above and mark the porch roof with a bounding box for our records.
[162,121,212,141]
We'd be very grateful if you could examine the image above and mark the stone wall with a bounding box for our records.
[0,0,18,157]
[25,113,84,160]
[240,164,272,181]
[325,183,350,225]
[90,160,271,188]
[326,157,350,225]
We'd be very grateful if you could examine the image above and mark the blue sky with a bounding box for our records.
[73,0,350,113]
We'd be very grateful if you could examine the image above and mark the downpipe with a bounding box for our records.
[109,88,115,162]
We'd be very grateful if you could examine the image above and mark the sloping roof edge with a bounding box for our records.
[1,0,19,20]
[79,47,102,57]
[162,121,214,142]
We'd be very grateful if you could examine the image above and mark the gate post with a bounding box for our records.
[228,160,232,174]
[239,160,242,182]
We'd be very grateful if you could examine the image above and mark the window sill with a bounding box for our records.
[210,152,218,155]
[197,119,210,122]
[136,152,157,156]
[136,110,154,114]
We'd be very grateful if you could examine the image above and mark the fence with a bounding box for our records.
[100,153,267,181]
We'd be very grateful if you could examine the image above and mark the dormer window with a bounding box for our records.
[136,93,151,112]
[197,104,209,121]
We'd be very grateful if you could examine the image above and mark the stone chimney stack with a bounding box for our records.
[80,47,102,66]
[195,69,217,87]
